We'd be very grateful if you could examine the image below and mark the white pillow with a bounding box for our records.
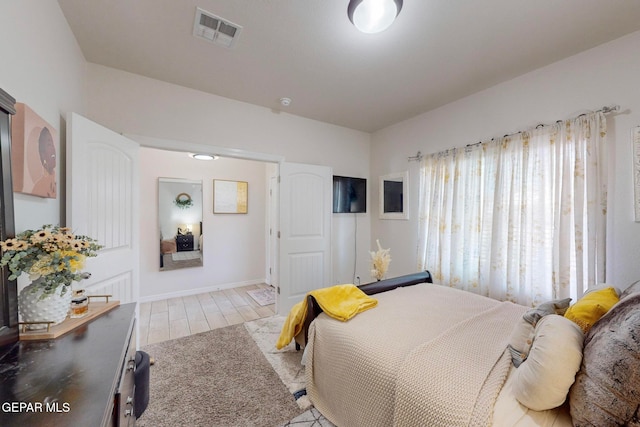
[511,314,584,411]
[507,317,536,366]
[507,298,572,367]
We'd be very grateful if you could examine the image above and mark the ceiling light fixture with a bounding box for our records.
[190,153,218,160]
[348,0,403,34]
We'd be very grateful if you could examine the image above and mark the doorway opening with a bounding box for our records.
[131,135,282,310]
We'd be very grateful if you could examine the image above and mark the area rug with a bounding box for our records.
[162,253,202,271]
[247,287,276,306]
[171,251,201,261]
[136,323,303,427]
[282,407,334,426]
[244,315,311,410]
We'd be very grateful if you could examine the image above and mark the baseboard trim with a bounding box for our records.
[138,278,267,303]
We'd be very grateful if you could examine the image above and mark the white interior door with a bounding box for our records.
[67,113,139,304]
[268,174,278,287]
[277,162,332,315]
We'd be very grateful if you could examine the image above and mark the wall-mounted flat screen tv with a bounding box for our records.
[333,175,366,213]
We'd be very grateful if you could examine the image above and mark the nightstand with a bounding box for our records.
[176,234,194,252]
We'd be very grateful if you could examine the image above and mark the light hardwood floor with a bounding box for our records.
[138,283,276,347]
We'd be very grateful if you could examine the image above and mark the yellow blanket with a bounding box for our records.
[276,284,378,350]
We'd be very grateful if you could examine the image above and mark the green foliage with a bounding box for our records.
[0,224,103,296]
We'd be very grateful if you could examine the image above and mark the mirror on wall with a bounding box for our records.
[379,171,409,220]
[158,178,203,271]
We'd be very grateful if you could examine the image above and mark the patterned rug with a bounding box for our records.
[282,407,334,426]
[246,287,276,306]
[171,251,201,261]
[244,316,335,426]
[244,315,309,408]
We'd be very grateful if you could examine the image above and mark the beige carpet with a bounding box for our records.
[136,323,303,427]
[244,316,336,426]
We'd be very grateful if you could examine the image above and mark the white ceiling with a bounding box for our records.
[57,0,640,133]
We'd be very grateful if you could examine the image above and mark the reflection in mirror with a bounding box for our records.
[158,178,203,271]
[384,179,403,213]
[379,171,409,220]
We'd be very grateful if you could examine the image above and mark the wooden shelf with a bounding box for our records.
[19,300,121,341]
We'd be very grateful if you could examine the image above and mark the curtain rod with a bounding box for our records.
[408,151,423,162]
[600,105,620,114]
[408,104,620,161]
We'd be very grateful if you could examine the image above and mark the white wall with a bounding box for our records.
[371,31,640,288]
[139,147,268,300]
[0,1,87,232]
[85,64,374,285]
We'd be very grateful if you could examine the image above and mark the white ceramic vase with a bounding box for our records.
[18,280,72,330]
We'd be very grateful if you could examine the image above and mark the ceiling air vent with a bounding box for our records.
[193,7,242,48]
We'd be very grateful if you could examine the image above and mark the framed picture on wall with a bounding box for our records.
[379,171,409,220]
[213,179,248,214]
[11,103,57,198]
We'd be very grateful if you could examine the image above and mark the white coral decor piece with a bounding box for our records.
[370,239,391,281]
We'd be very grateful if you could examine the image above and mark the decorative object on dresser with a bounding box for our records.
[17,278,73,328]
[70,288,89,318]
[18,295,120,341]
[0,224,103,330]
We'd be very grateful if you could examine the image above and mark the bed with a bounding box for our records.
[303,273,640,427]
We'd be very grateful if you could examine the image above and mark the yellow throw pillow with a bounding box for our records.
[564,287,619,333]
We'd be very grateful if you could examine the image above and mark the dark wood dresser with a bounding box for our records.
[175,234,194,252]
[0,303,137,427]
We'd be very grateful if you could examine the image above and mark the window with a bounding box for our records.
[416,112,607,306]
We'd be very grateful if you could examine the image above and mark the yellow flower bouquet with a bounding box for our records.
[0,224,103,297]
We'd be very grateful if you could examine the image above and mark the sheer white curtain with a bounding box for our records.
[417,112,607,306]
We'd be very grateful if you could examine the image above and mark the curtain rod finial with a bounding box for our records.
[408,151,423,162]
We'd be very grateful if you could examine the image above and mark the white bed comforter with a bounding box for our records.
[306,284,572,427]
